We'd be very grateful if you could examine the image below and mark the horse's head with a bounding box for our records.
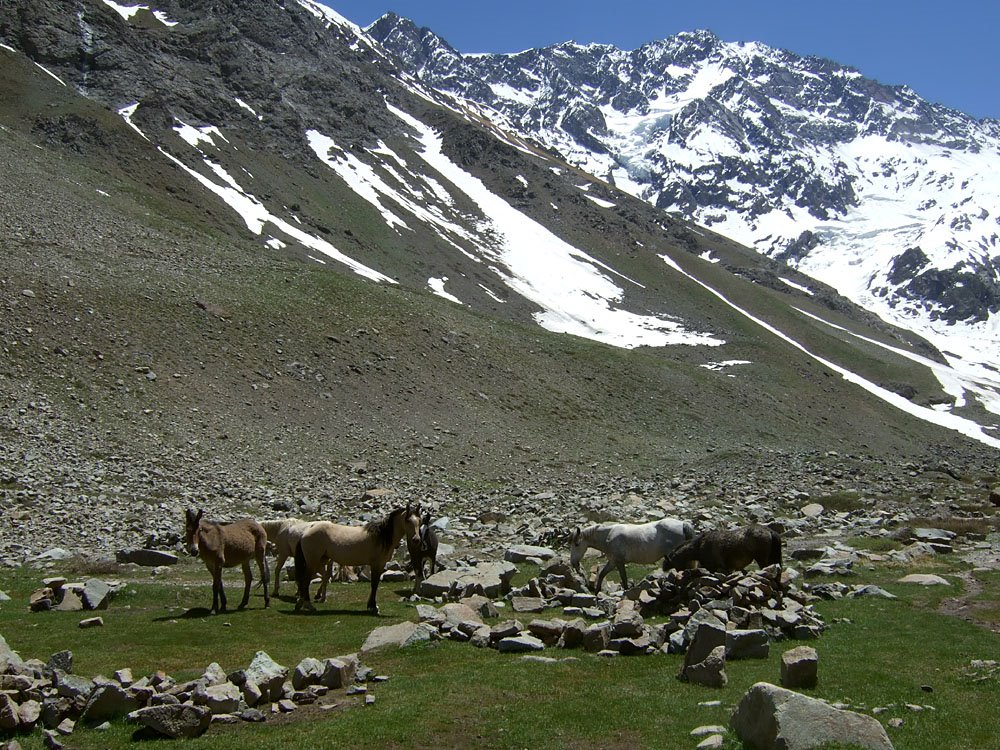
[568,526,586,572]
[402,503,422,550]
[184,508,204,557]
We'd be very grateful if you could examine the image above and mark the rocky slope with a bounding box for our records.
[0,1,998,563]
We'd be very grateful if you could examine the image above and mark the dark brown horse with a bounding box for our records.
[661,524,782,574]
[184,508,270,613]
[407,511,439,582]
[294,504,421,614]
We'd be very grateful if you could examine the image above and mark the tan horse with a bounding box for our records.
[294,504,421,614]
[184,508,270,613]
[261,518,326,597]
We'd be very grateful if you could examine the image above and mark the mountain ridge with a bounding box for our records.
[0,0,997,491]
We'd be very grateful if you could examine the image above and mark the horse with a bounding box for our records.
[260,518,334,597]
[569,517,694,593]
[406,511,439,582]
[661,524,782,574]
[184,508,270,613]
[294,504,421,614]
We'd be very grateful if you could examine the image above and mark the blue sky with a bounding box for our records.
[324,1,998,120]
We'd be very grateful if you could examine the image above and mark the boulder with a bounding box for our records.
[115,549,179,567]
[726,629,770,660]
[361,622,434,653]
[0,635,25,674]
[197,682,241,714]
[0,694,20,730]
[292,658,325,690]
[896,574,950,586]
[780,647,818,689]
[497,635,545,654]
[83,684,142,722]
[685,645,727,688]
[128,704,212,739]
[243,652,287,702]
[416,562,517,599]
[320,656,357,689]
[81,579,113,610]
[504,545,557,563]
[731,682,893,750]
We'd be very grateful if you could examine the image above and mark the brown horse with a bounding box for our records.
[294,504,421,614]
[661,524,782,574]
[184,508,270,613]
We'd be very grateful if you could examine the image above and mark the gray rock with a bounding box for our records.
[198,682,241,714]
[243,652,287,702]
[416,562,517,599]
[731,682,893,750]
[0,694,20,731]
[81,579,112,610]
[726,629,770,660]
[684,621,728,673]
[685,645,727,688]
[510,596,546,613]
[497,635,545,653]
[292,657,325,690]
[504,545,557,563]
[896,574,950,586]
[320,656,357,689]
[78,617,104,629]
[115,549,179,567]
[0,635,26,674]
[48,650,73,674]
[128,704,212,739]
[781,646,818,689]
[361,621,434,653]
[83,684,142,721]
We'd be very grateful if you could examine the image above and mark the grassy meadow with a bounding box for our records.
[0,554,998,750]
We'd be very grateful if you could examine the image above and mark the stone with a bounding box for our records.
[320,656,357,689]
[361,621,434,653]
[19,699,41,729]
[800,503,824,518]
[497,635,545,653]
[115,549,179,567]
[81,579,112,610]
[48,650,73,674]
[0,636,25,674]
[416,562,517,599]
[850,585,897,599]
[504,545,557,563]
[83,684,142,722]
[198,682,241,714]
[440,602,484,626]
[781,646,818,689]
[731,682,893,750]
[79,617,104,629]
[201,662,227,686]
[527,619,566,645]
[683,621,728,675]
[53,590,84,612]
[511,596,547,613]
[582,622,611,652]
[0,694,20,730]
[292,657,325,690]
[726,629,770,660]
[685,645,727,688]
[896,574,950,586]
[243,652,287,702]
[696,734,725,749]
[128,704,212,739]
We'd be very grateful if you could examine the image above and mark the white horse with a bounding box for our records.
[261,518,325,597]
[569,517,695,592]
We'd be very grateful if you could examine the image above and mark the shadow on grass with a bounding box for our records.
[151,605,269,621]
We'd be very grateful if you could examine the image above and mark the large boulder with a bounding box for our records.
[731,682,893,750]
[416,562,517,599]
[128,704,212,739]
[243,652,287,702]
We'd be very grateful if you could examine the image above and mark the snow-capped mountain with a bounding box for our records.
[369,15,1000,377]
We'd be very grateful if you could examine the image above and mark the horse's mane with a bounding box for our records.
[365,507,405,551]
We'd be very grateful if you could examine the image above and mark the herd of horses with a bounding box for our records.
[183,506,782,615]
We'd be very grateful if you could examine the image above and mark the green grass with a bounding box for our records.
[1,557,999,749]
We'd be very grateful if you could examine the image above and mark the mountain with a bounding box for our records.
[0,0,997,494]
[367,16,1000,384]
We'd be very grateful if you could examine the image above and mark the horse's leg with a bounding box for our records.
[428,553,436,576]
[214,564,227,613]
[367,568,382,613]
[594,559,616,593]
[315,559,331,602]
[238,561,252,609]
[259,550,270,609]
[616,560,629,590]
[271,551,286,597]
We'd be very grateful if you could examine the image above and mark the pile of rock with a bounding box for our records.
[400,558,825,660]
[0,634,373,744]
[27,577,123,613]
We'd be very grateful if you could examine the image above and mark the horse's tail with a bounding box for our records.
[294,540,311,602]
